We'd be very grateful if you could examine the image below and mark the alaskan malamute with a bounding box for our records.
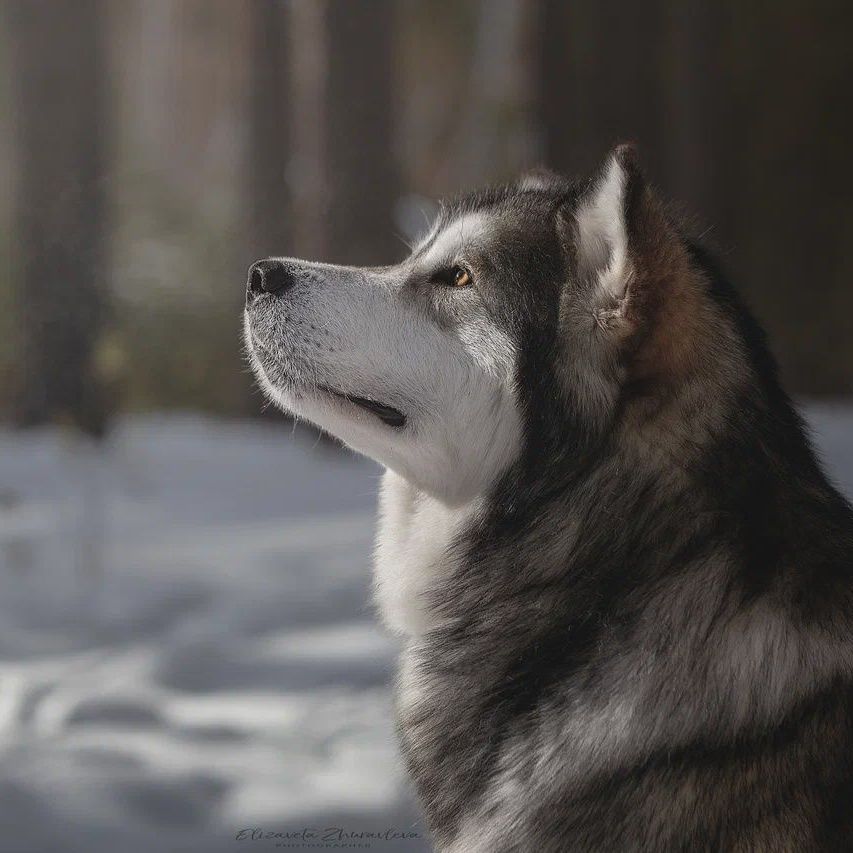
[244,146,853,851]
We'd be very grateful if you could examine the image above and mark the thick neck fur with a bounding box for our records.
[374,470,483,636]
[381,365,853,850]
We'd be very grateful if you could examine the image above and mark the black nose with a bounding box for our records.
[247,259,294,300]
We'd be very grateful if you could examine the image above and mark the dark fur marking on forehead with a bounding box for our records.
[439,177,579,224]
[414,177,583,261]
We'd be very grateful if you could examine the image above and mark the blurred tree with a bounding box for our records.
[247,0,290,261]
[728,2,853,395]
[659,0,736,250]
[7,0,110,435]
[536,0,853,395]
[321,0,401,265]
[538,0,666,182]
[452,0,538,186]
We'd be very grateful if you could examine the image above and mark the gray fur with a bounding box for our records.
[245,147,853,851]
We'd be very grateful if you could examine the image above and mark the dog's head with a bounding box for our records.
[245,146,749,504]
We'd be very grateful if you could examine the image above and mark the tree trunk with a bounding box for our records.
[247,0,290,261]
[321,0,400,266]
[660,0,736,251]
[7,0,110,436]
[538,0,666,181]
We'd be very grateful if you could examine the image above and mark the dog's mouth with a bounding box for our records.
[320,386,407,428]
[245,331,407,428]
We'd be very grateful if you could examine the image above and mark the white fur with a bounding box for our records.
[418,212,491,270]
[245,214,523,633]
[575,154,631,301]
[246,265,520,505]
[374,470,481,636]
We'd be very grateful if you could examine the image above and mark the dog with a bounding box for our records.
[244,146,853,851]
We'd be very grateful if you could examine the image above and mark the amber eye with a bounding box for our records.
[452,266,471,287]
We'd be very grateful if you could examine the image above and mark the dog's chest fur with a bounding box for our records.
[374,470,480,636]
[373,469,645,849]
[372,467,853,852]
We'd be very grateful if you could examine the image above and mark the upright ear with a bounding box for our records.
[564,145,688,326]
[563,146,705,381]
[570,144,642,306]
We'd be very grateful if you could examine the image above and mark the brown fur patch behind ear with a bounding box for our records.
[622,182,709,387]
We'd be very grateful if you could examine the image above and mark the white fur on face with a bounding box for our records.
[246,213,523,637]
[416,211,491,271]
[244,215,522,508]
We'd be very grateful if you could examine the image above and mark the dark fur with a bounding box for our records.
[397,158,853,851]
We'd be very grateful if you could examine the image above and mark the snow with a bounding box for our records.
[0,405,850,853]
[0,415,425,852]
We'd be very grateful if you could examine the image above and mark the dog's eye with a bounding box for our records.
[431,265,472,288]
[440,267,471,287]
[453,267,471,287]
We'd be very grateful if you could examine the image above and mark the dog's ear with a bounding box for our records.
[562,145,704,381]
[565,144,643,308]
[562,145,689,332]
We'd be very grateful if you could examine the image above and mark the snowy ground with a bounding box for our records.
[0,416,426,852]
[0,405,851,853]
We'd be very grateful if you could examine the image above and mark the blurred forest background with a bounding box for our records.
[0,4,852,849]
[1,0,852,435]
